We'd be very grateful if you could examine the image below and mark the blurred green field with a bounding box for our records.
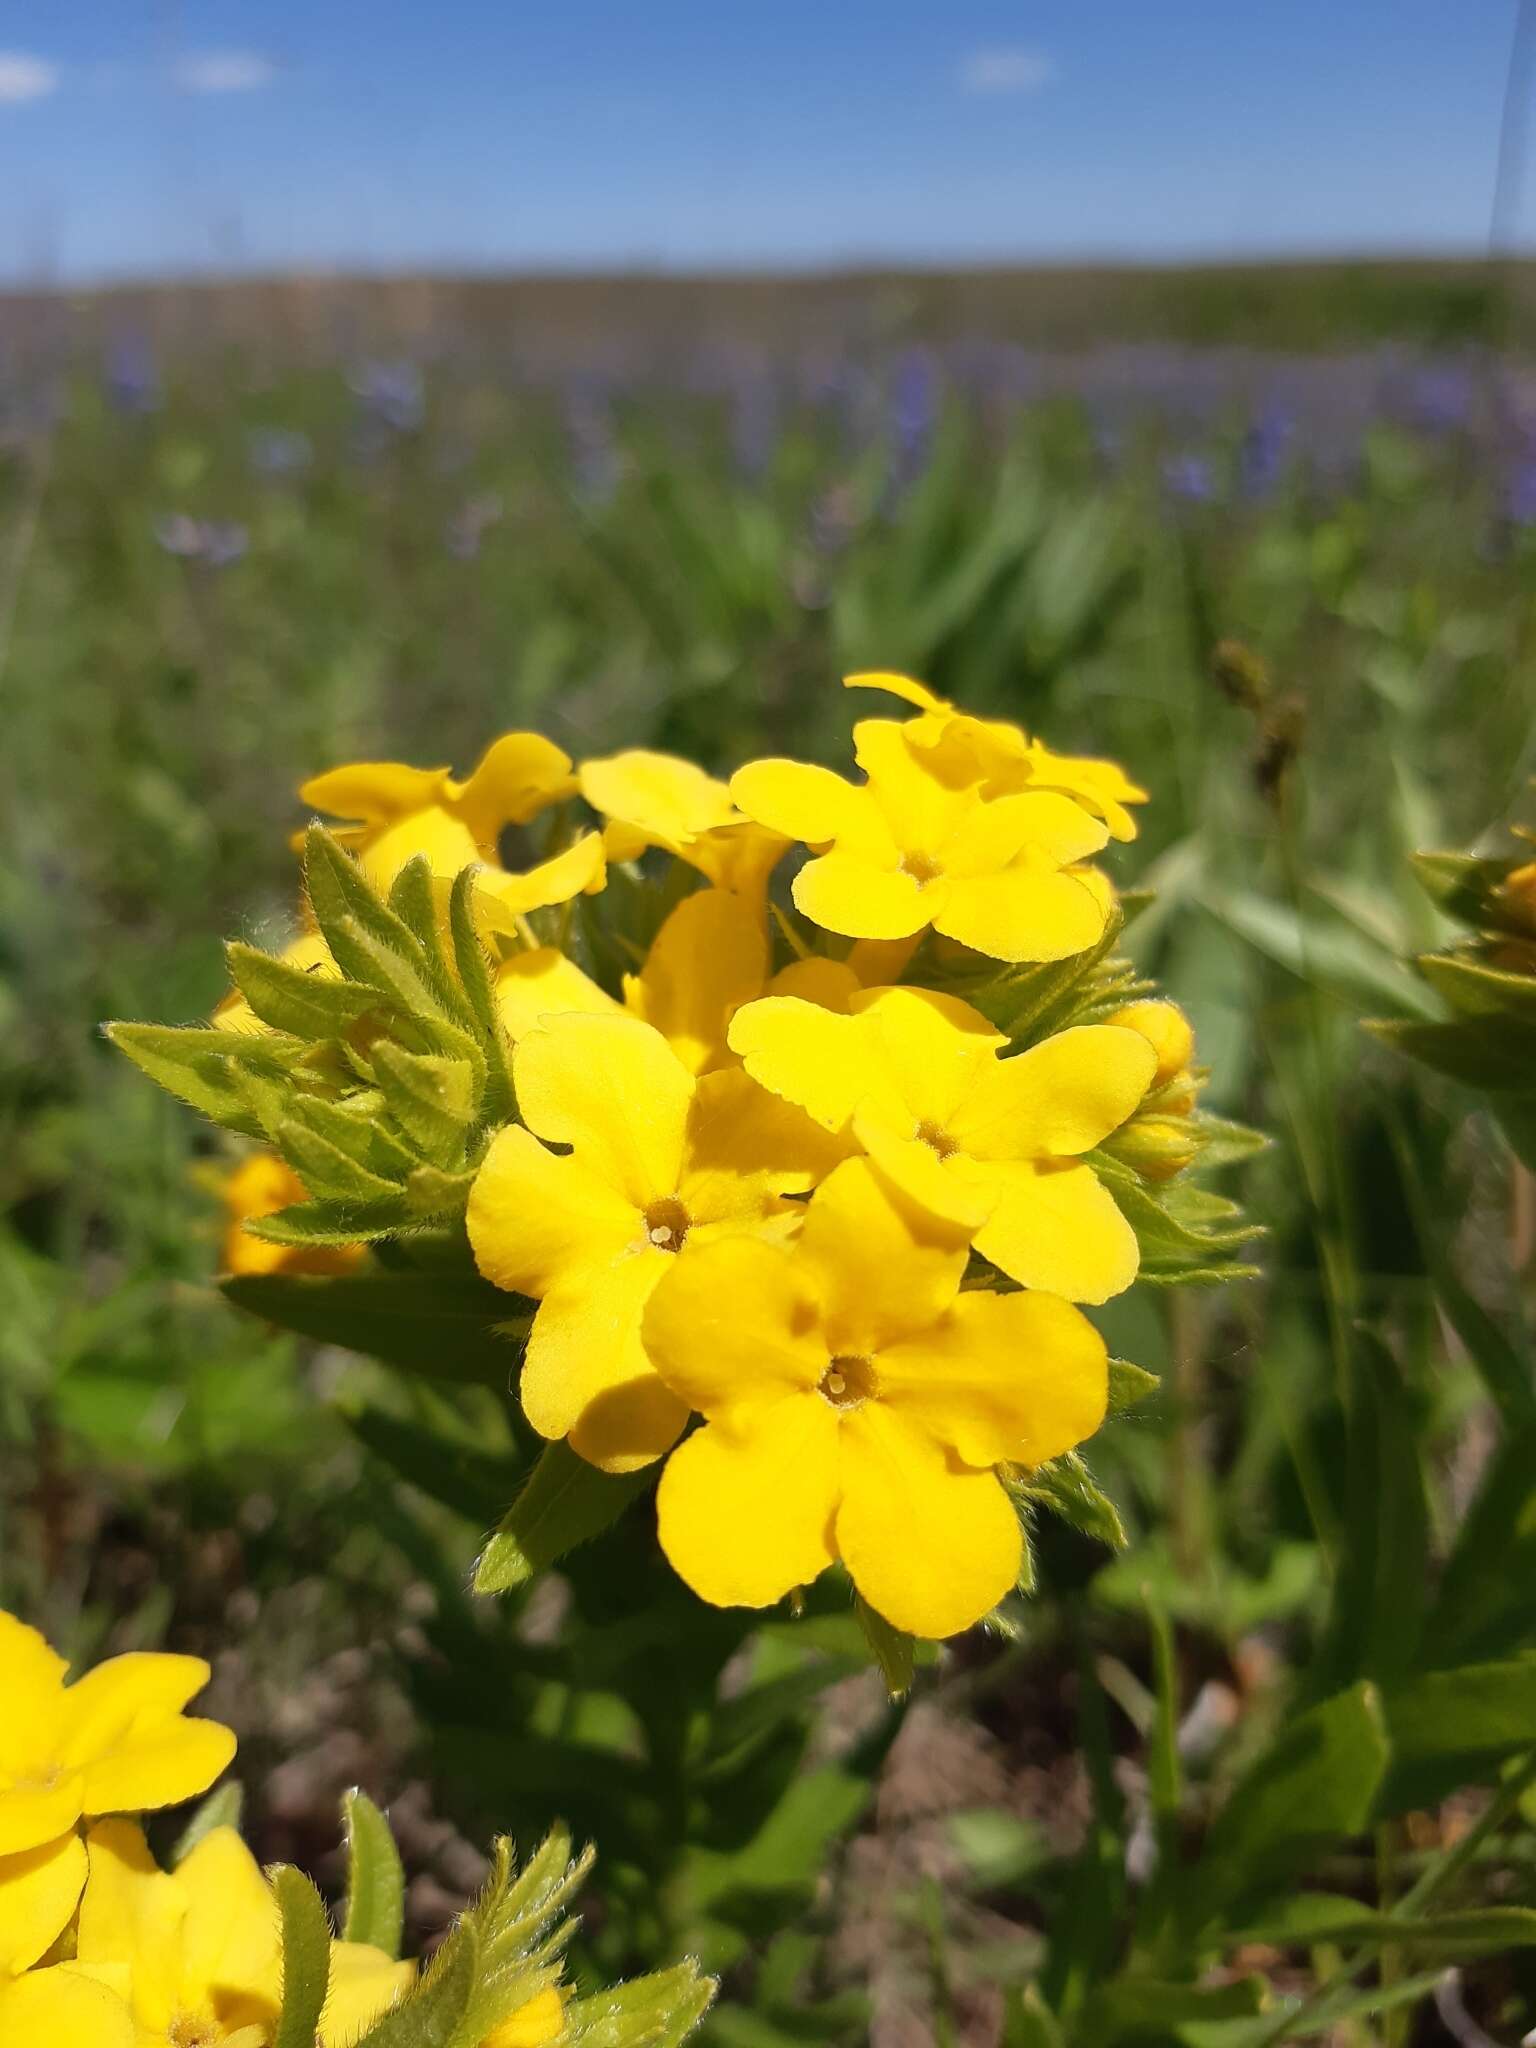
[3,280,1536,2043]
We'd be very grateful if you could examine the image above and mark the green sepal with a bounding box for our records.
[275,1116,410,1203]
[475,1440,653,1594]
[854,1596,916,1698]
[372,1043,477,1167]
[1016,1451,1127,1551]
[245,1195,417,1246]
[304,825,436,991]
[341,1789,406,1959]
[354,1920,477,2047]
[448,868,514,1125]
[105,1021,303,1138]
[225,938,384,1038]
[1410,848,1528,933]
[333,913,486,1077]
[268,1865,334,2048]
[282,1092,424,1182]
[387,855,481,1034]
[1106,1358,1160,1412]
[1418,949,1536,1021]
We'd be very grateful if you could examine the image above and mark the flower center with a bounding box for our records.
[643,1197,690,1252]
[819,1354,877,1409]
[915,1119,957,1159]
[169,2017,221,2048]
[900,851,943,886]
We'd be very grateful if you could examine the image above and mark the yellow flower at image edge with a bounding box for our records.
[644,1158,1108,1640]
[731,718,1113,962]
[0,1965,137,2048]
[0,1612,236,1980]
[467,1013,841,1472]
[217,1152,365,1278]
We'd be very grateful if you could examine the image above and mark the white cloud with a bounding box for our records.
[173,50,278,94]
[0,52,59,104]
[957,47,1057,96]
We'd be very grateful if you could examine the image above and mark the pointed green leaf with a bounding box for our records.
[341,1790,406,1959]
[1418,949,1536,1021]
[304,825,434,986]
[475,1441,652,1594]
[559,1962,715,2047]
[372,1044,476,1166]
[1018,1452,1127,1551]
[269,1865,333,2048]
[226,939,384,1039]
[245,1195,415,1246]
[1107,1358,1160,1413]
[222,1270,529,1382]
[388,856,480,1032]
[448,868,514,1125]
[355,1921,476,2048]
[170,1781,244,1865]
[276,1117,409,1203]
[852,1597,914,1698]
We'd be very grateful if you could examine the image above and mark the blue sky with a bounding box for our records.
[0,0,1523,280]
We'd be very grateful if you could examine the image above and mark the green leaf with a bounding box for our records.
[372,1044,476,1166]
[341,1789,406,1958]
[1003,1985,1067,2048]
[275,1117,409,1203]
[474,1441,652,1594]
[1428,1421,1536,1662]
[225,939,384,1038]
[1018,1452,1127,1550]
[304,825,434,988]
[448,868,514,1125]
[1107,1359,1160,1413]
[1382,1654,1536,1810]
[1367,1014,1536,1091]
[1231,1893,1536,1957]
[269,1865,333,2048]
[1418,949,1536,1021]
[104,1022,270,1136]
[854,1597,915,1698]
[169,1780,244,1864]
[222,1270,529,1382]
[1181,1682,1390,1930]
[1085,1974,1268,2035]
[1410,849,1529,934]
[245,1196,416,1246]
[355,1922,477,2048]
[559,1962,715,2047]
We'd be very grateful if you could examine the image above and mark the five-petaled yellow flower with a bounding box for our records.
[845,672,1148,843]
[644,1158,1108,1639]
[731,987,1154,1303]
[300,732,579,892]
[467,1013,841,1471]
[730,715,1113,962]
[0,1613,235,1980]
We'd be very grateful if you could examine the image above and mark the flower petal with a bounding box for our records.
[852,1118,994,1233]
[765,957,862,1009]
[971,1159,1141,1304]
[876,1290,1107,1468]
[512,1015,694,1211]
[473,832,606,922]
[0,1833,88,1974]
[949,1025,1156,1161]
[580,751,736,849]
[641,1234,825,1417]
[835,1406,1020,1638]
[854,986,1006,1130]
[728,996,879,1132]
[468,1124,638,1300]
[0,1967,136,2048]
[0,1780,84,1859]
[519,1251,687,1472]
[729,759,865,845]
[355,808,484,893]
[842,671,949,714]
[792,851,931,941]
[681,821,790,903]
[59,1651,214,1766]
[931,857,1109,964]
[853,719,979,845]
[941,789,1110,873]
[320,1942,417,2048]
[680,1067,845,1218]
[75,1822,186,2028]
[657,1394,839,1609]
[0,1613,67,1762]
[493,948,620,1041]
[625,889,767,1075]
[798,1158,968,1358]
[299,762,451,823]
[177,1827,281,2006]
[452,732,576,835]
[76,1716,237,1823]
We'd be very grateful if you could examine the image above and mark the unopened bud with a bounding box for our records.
[1495,859,1536,940]
[1108,1001,1195,1088]
[1105,1116,1201,1182]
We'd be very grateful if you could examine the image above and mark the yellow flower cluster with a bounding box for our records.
[0,1610,562,2048]
[210,672,1192,1640]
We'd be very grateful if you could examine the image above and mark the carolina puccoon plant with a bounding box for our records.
[109,670,1261,1658]
[0,1608,713,2048]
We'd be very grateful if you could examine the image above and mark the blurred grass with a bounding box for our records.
[3,280,1536,2040]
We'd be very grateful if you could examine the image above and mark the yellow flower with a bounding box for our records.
[0,1834,89,1976]
[69,1820,414,2048]
[300,733,578,892]
[845,673,1148,842]
[644,1158,1107,1638]
[213,931,336,1037]
[730,987,1154,1303]
[0,1964,136,2047]
[578,749,789,903]
[0,1612,235,1861]
[466,1013,841,1472]
[730,716,1112,962]
[463,831,608,933]
[217,1152,365,1278]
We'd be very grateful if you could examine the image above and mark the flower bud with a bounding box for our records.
[1108,1001,1195,1088]
[1104,1116,1202,1182]
[1495,858,1536,940]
